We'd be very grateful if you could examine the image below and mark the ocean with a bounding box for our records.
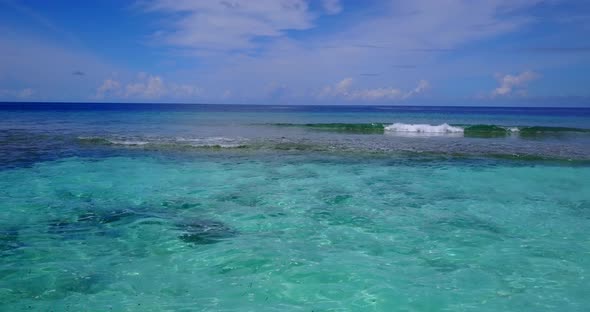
[1,103,589,311]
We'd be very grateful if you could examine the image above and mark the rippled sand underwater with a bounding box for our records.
[1,154,589,311]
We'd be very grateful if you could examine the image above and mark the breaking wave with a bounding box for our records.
[271,123,590,137]
[78,136,248,149]
[271,123,387,134]
[385,123,463,133]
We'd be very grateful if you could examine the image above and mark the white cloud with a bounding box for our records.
[94,73,201,100]
[0,87,36,99]
[222,90,233,99]
[147,0,546,55]
[404,80,430,99]
[169,84,201,98]
[95,79,121,99]
[143,0,546,53]
[0,31,118,101]
[492,70,540,96]
[265,82,290,99]
[18,88,35,98]
[151,0,552,103]
[125,74,166,98]
[318,78,429,101]
[2,0,562,103]
[143,0,314,51]
[322,0,342,15]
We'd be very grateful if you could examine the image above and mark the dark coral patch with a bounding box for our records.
[177,219,237,245]
[47,209,138,239]
[0,228,23,253]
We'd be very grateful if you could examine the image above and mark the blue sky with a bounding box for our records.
[1,0,589,105]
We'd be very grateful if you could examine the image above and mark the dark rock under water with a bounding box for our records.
[43,205,238,246]
[47,209,139,239]
[82,209,138,224]
[176,219,237,245]
[0,228,23,253]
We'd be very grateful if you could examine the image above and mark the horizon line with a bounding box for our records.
[1,101,590,109]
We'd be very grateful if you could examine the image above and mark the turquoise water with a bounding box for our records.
[1,104,590,311]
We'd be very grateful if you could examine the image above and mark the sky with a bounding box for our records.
[0,0,589,106]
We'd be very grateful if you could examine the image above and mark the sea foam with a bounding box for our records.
[175,137,247,148]
[384,123,464,133]
[107,140,150,146]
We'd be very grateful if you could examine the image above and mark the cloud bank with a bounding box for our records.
[318,78,430,101]
[492,71,540,96]
[2,0,589,104]
[94,73,201,100]
[322,0,342,15]
[143,0,318,51]
[0,88,36,99]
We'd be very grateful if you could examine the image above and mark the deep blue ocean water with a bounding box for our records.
[1,103,589,311]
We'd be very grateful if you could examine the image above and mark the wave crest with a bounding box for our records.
[271,122,590,137]
[78,136,248,149]
[385,123,464,133]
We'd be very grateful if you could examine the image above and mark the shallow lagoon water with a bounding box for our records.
[1,104,589,311]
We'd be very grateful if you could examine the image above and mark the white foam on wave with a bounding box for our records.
[175,136,247,148]
[79,135,247,148]
[78,136,150,145]
[384,123,464,133]
[108,139,150,146]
